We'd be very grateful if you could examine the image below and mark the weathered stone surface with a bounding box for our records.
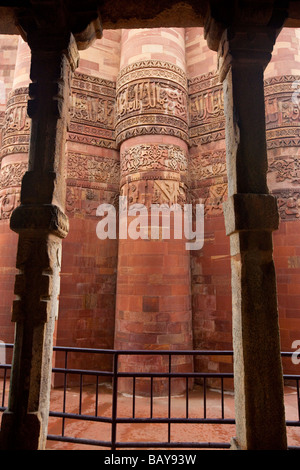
[0,24,79,449]
[223,193,279,236]
[217,21,288,450]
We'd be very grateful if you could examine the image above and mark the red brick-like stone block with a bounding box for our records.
[143,296,159,312]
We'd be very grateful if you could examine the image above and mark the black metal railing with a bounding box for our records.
[1,344,300,450]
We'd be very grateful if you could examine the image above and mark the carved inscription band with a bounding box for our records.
[1,71,300,220]
[116,60,189,146]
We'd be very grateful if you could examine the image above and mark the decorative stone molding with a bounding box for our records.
[116,60,188,146]
[273,189,300,220]
[10,203,69,238]
[188,71,225,146]
[189,148,227,216]
[120,179,187,207]
[0,162,28,188]
[1,87,30,158]
[189,149,226,184]
[268,156,300,185]
[265,75,300,220]
[265,75,300,153]
[120,143,188,178]
[67,152,120,185]
[117,60,188,90]
[68,71,116,149]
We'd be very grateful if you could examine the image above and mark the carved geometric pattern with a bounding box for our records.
[0,162,28,189]
[67,152,120,185]
[120,144,188,177]
[120,179,187,207]
[1,87,30,158]
[273,189,300,220]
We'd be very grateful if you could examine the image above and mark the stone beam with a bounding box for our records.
[1,1,300,39]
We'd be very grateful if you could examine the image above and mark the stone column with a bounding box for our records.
[114,29,193,396]
[0,31,79,450]
[0,38,31,346]
[217,27,287,449]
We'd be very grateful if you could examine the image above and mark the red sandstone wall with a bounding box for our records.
[186,28,232,378]
[0,35,19,116]
[54,32,121,375]
[186,27,300,378]
[0,34,122,377]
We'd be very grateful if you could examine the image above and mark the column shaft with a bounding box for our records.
[114,29,193,396]
[0,32,79,450]
[219,28,287,450]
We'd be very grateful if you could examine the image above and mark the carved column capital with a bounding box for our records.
[27,30,79,74]
[223,193,279,236]
[204,1,288,80]
[217,26,277,82]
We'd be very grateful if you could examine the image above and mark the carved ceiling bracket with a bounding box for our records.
[12,0,102,51]
[204,0,289,79]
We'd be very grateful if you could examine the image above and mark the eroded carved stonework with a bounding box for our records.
[188,72,225,146]
[188,148,227,216]
[265,75,300,220]
[120,144,188,177]
[0,162,28,188]
[189,150,226,185]
[69,72,116,149]
[0,162,28,218]
[116,60,189,146]
[120,179,187,207]
[67,152,120,185]
[0,187,20,219]
[269,156,300,184]
[66,185,119,216]
[2,70,300,222]
[273,189,300,220]
[66,151,120,217]
[1,88,30,158]
[265,75,300,148]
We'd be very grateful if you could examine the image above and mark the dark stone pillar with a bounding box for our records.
[218,27,287,450]
[0,31,79,450]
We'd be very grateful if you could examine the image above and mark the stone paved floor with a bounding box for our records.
[44,382,300,450]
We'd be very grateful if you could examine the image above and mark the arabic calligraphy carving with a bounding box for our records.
[116,60,188,145]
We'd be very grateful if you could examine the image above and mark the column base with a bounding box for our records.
[0,410,44,450]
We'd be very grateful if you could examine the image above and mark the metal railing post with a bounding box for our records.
[111,352,119,450]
